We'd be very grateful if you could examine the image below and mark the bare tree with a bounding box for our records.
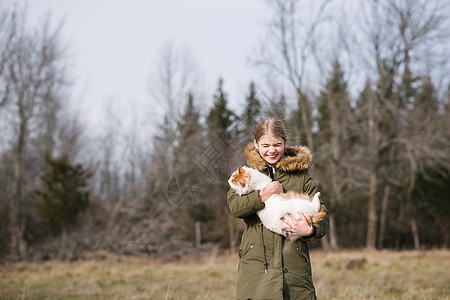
[84,42,206,256]
[358,0,450,249]
[253,0,337,149]
[148,41,203,178]
[0,7,15,108]
[0,5,69,258]
[315,60,359,250]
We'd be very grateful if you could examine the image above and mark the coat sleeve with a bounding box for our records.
[301,173,330,241]
[227,187,265,219]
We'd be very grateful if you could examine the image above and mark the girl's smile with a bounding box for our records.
[254,135,285,167]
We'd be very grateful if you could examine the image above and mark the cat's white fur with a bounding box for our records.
[228,166,322,236]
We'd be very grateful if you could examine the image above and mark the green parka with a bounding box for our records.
[227,143,330,300]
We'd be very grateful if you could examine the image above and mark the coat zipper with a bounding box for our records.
[260,223,269,274]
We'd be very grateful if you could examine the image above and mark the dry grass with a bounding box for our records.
[312,250,449,300]
[0,250,448,299]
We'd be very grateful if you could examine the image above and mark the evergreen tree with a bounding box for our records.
[36,153,91,235]
[287,92,308,146]
[205,78,238,173]
[204,78,235,177]
[314,60,354,250]
[147,113,178,206]
[228,81,264,158]
[412,75,439,117]
[206,78,235,134]
[171,93,213,246]
[412,164,450,247]
[241,82,262,135]
[204,78,238,248]
[267,94,287,122]
[316,60,352,140]
[170,92,205,209]
[173,92,204,170]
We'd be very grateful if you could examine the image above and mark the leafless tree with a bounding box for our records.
[0,5,70,258]
[82,42,206,256]
[148,41,203,178]
[252,0,338,149]
[0,7,15,108]
[315,60,360,250]
[358,0,450,249]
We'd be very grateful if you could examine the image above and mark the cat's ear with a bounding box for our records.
[238,166,244,173]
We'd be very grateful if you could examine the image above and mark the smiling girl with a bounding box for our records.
[227,117,329,299]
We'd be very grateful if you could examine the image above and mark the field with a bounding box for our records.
[0,250,449,299]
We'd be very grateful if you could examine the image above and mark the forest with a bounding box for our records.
[0,0,449,261]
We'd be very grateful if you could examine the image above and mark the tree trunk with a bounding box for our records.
[366,81,379,250]
[377,185,390,248]
[195,221,201,248]
[297,88,314,149]
[320,233,330,250]
[328,94,341,250]
[328,215,339,250]
[17,218,27,258]
[58,228,68,260]
[366,171,378,249]
[9,104,27,259]
[410,218,420,250]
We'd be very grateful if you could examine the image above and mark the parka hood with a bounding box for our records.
[244,142,312,172]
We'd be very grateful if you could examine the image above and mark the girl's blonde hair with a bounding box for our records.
[254,118,288,143]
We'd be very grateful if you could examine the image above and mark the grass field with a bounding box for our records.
[1,250,449,299]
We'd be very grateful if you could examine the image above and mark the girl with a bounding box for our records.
[227,118,329,299]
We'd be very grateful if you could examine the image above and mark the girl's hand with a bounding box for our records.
[281,212,315,240]
[260,181,283,203]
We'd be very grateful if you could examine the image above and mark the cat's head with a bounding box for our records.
[228,166,252,195]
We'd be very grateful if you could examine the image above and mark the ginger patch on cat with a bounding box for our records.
[228,166,327,236]
[230,166,251,187]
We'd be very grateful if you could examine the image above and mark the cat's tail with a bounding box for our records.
[312,192,321,213]
[312,206,327,224]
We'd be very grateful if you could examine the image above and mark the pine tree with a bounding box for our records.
[36,153,91,235]
[171,93,213,246]
[316,60,353,142]
[314,60,354,250]
[206,78,235,134]
[241,82,262,134]
[412,164,450,247]
[174,92,204,170]
[229,81,264,157]
[412,75,439,117]
[204,78,238,248]
[287,92,307,146]
[266,94,287,122]
[205,78,237,173]
[169,92,205,209]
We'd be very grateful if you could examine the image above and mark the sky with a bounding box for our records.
[8,0,269,128]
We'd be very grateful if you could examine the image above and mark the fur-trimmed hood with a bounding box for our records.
[244,142,312,172]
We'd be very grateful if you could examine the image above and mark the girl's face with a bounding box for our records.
[254,134,285,167]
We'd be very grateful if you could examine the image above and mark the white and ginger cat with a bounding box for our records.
[228,166,327,236]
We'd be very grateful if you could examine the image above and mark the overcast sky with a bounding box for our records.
[8,0,269,127]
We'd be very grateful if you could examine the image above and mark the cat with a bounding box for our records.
[228,166,327,236]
